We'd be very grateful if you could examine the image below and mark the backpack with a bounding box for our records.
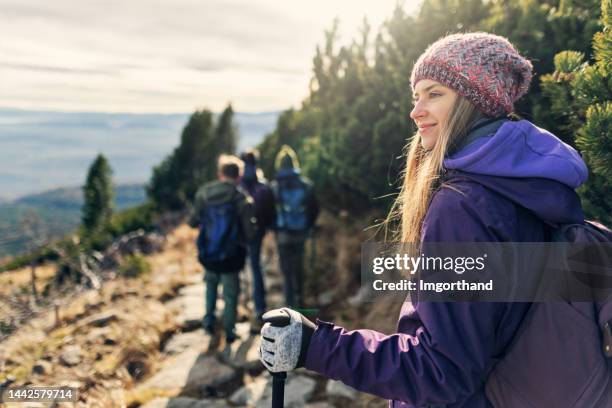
[242,180,276,230]
[485,221,612,407]
[274,176,309,231]
[196,200,245,272]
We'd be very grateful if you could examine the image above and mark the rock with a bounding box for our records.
[265,291,285,309]
[81,311,119,327]
[60,345,83,366]
[141,349,236,394]
[304,403,335,408]
[347,285,374,306]
[265,274,284,293]
[86,326,114,344]
[178,284,205,298]
[141,397,229,408]
[166,283,206,329]
[326,380,358,400]
[0,375,15,387]
[317,290,334,306]
[234,322,251,340]
[223,333,262,370]
[32,360,52,375]
[229,376,268,405]
[241,374,316,408]
[163,330,211,355]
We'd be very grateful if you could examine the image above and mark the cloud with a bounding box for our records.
[0,62,118,76]
[0,0,410,112]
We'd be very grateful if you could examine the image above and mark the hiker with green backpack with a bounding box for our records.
[271,146,319,309]
[190,155,256,345]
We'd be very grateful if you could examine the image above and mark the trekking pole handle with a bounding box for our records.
[263,308,291,328]
[262,309,291,408]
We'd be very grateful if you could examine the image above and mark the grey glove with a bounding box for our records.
[259,308,316,373]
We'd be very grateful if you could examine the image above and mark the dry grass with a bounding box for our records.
[0,262,56,297]
[0,224,201,407]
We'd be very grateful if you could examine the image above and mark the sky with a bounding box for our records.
[0,0,421,113]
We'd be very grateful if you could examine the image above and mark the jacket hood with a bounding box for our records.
[203,180,239,204]
[443,120,588,224]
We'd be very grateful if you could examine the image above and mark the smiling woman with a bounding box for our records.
[410,79,459,150]
[258,32,605,408]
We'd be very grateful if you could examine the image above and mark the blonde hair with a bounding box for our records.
[385,96,481,244]
[217,154,244,179]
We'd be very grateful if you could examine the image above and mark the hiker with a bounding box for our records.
[259,33,611,406]
[271,145,319,308]
[190,154,256,344]
[240,149,276,329]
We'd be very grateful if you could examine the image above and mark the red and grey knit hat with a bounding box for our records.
[410,32,533,117]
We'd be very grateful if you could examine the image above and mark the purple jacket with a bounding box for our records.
[304,120,589,407]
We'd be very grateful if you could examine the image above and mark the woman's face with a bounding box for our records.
[410,79,458,150]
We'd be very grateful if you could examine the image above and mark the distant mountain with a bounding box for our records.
[0,184,147,258]
[0,108,280,200]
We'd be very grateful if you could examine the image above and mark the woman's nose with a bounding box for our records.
[410,100,426,121]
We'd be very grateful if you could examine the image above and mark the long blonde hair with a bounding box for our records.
[385,96,481,244]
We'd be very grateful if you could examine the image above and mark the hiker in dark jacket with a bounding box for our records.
[258,33,603,407]
[190,155,256,344]
[271,145,319,308]
[240,149,276,328]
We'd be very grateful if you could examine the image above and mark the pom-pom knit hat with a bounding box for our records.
[410,32,533,117]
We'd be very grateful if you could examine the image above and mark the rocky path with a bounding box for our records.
[0,224,373,407]
[135,233,360,408]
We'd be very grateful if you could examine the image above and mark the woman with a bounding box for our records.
[259,33,594,407]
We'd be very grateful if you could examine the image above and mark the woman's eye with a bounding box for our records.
[430,92,441,98]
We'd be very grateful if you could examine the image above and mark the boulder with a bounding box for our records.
[163,331,211,356]
[141,349,236,394]
[326,380,358,400]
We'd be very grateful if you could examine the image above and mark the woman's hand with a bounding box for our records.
[259,308,316,372]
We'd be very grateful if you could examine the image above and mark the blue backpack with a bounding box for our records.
[274,177,309,231]
[197,200,243,270]
[485,221,612,407]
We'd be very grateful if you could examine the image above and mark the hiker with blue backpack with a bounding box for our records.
[259,33,612,407]
[190,155,256,345]
[240,149,276,330]
[272,146,319,309]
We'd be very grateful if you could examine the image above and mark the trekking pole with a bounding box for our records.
[262,309,291,408]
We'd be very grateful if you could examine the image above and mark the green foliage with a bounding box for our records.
[109,202,155,238]
[118,254,152,278]
[82,154,114,233]
[147,103,238,211]
[214,104,238,155]
[540,0,612,224]
[0,246,59,272]
[259,0,491,214]
[255,0,604,219]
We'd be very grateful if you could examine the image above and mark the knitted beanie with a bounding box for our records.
[410,32,533,117]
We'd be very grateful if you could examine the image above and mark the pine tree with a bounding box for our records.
[214,103,238,155]
[147,106,239,211]
[82,154,114,233]
[540,0,611,224]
